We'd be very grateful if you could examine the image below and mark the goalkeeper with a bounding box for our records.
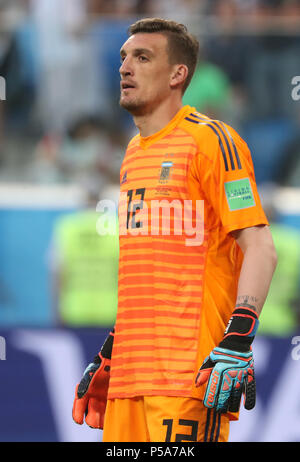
[72,17,277,442]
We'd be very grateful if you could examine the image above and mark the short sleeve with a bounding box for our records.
[188,120,269,234]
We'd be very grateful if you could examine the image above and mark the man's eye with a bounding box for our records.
[139,55,148,62]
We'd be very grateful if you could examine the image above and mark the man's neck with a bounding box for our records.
[133,98,183,138]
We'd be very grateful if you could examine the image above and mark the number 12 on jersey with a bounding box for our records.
[126,188,146,229]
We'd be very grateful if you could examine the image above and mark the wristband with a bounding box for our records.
[218,306,259,352]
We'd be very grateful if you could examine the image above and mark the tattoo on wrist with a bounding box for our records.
[236,295,259,313]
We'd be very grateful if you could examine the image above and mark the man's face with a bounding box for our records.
[119,33,174,116]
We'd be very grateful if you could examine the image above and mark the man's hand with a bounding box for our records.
[72,330,114,429]
[195,347,255,413]
[195,306,259,413]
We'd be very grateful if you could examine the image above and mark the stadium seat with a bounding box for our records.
[242,118,298,185]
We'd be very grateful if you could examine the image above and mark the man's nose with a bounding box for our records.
[119,57,133,77]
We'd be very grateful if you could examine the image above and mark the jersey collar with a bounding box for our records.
[139,105,194,150]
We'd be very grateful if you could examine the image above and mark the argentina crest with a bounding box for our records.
[158,160,173,184]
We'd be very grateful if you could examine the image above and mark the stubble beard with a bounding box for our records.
[119,95,149,117]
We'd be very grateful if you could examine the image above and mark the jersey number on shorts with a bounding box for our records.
[162,419,198,442]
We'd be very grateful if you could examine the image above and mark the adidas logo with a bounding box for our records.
[121,171,127,184]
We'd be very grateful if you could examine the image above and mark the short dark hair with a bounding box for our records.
[128,18,199,93]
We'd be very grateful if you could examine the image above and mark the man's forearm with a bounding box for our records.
[233,225,278,316]
[236,241,277,316]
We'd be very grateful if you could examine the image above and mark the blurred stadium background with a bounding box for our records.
[0,0,300,442]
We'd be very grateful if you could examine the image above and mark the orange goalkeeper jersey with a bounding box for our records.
[108,105,268,401]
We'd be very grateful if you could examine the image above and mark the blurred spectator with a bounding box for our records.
[259,222,300,336]
[241,117,297,185]
[203,0,300,123]
[201,0,255,128]
[0,1,38,133]
[203,0,300,184]
[134,0,158,15]
[0,1,41,179]
[29,115,122,186]
[50,183,119,327]
[182,46,231,120]
[87,0,137,17]
[203,1,252,92]
[276,133,300,187]
[243,0,300,121]
[87,2,132,130]
[31,0,102,134]
[149,0,203,27]
[258,187,300,336]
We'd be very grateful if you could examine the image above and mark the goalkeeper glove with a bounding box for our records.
[72,329,114,429]
[195,306,259,413]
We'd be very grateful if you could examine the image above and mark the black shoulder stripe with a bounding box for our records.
[210,121,235,171]
[184,116,229,171]
[191,114,235,170]
[219,121,242,169]
[184,116,200,124]
[189,112,204,120]
[187,113,242,171]
[205,124,229,172]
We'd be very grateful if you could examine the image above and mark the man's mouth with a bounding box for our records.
[121,81,136,90]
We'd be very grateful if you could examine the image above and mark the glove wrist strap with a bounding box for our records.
[100,329,114,360]
[94,329,115,363]
[218,306,259,353]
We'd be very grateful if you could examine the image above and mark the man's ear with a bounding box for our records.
[170,64,189,90]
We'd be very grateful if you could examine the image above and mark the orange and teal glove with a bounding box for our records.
[72,329,114,429]
[195,306,259,413]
